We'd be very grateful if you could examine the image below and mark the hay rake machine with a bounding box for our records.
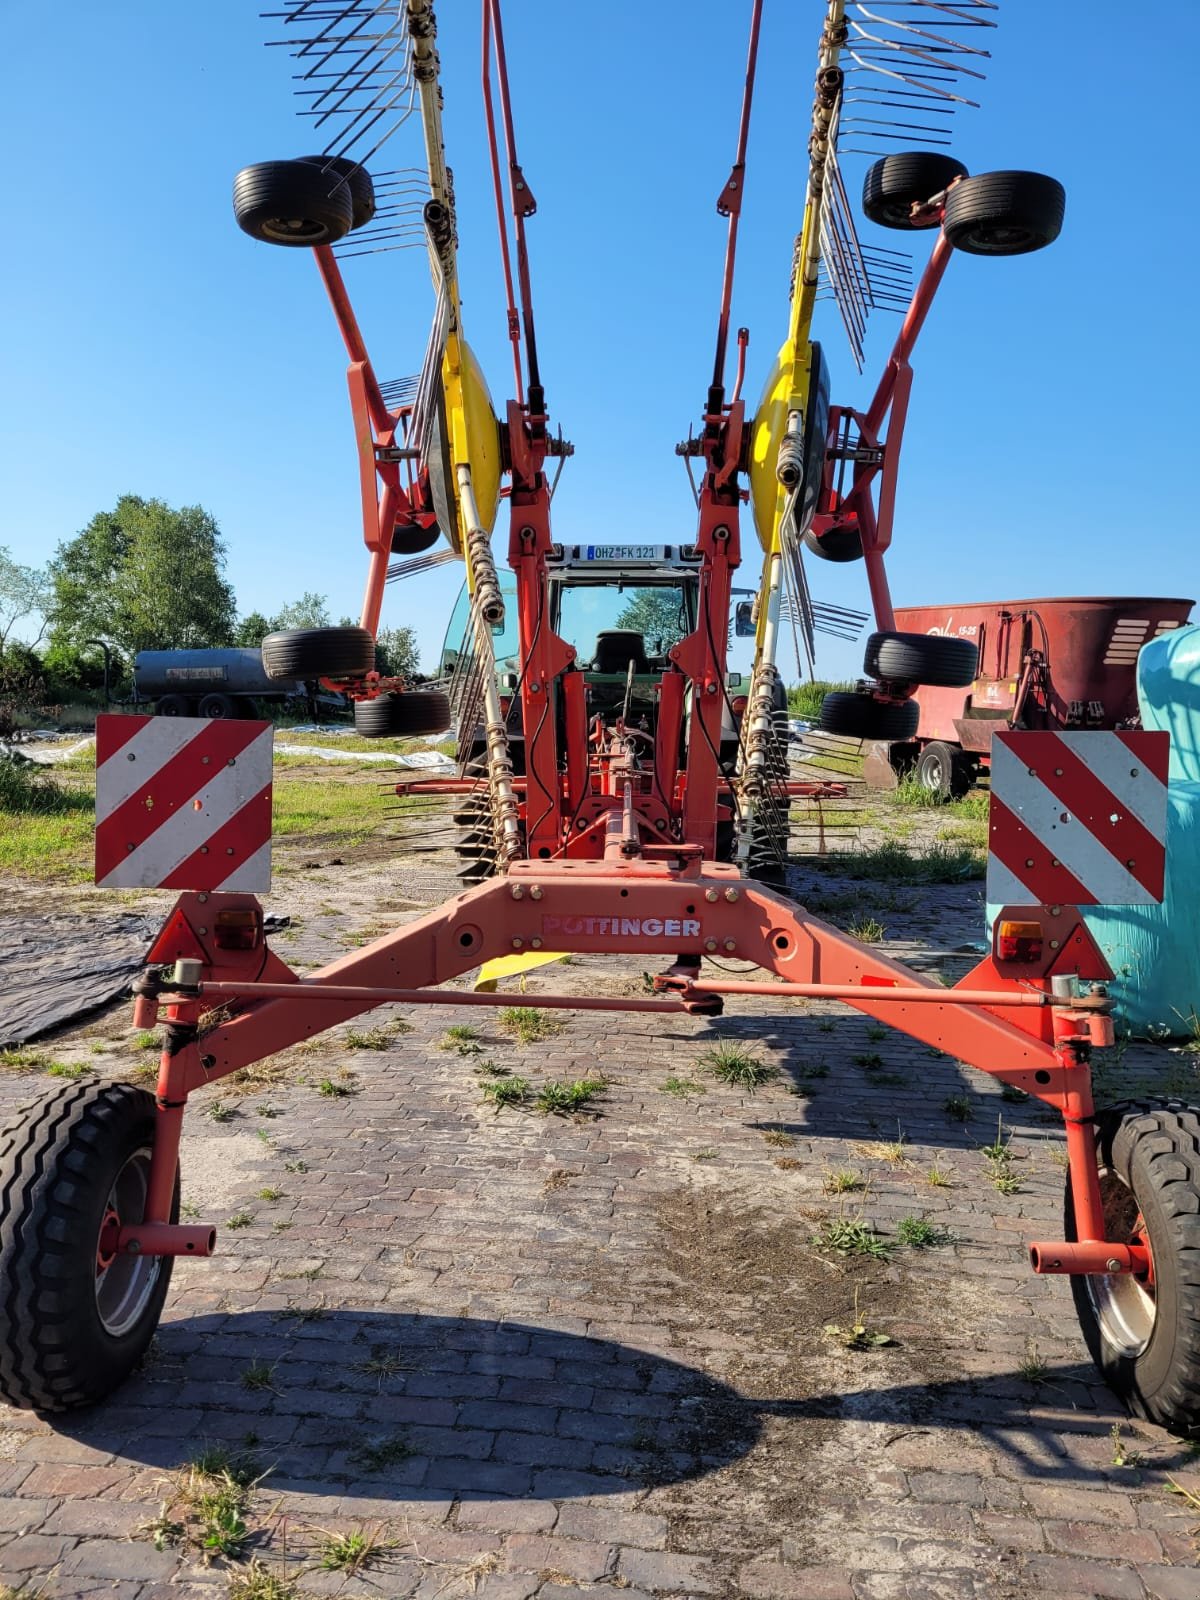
[3,0,1199,1443]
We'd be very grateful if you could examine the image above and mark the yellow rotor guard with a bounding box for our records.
[440,330,502,556]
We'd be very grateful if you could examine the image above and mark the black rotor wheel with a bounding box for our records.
[818,691,919,742]
[862,152,969,230]
[354,689,452,738]
[261,626,375,682]
[942,171,1066,257]
[298,155,376,230]
[233,159,354,248]
[802,524,863,564]
[864,631,979,689]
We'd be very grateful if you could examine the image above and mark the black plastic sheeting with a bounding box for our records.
[0,914,156,1048]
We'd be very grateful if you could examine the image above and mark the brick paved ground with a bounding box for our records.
[2,851,1199,1599]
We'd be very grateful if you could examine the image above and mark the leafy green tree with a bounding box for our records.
[614,588,689,655]
[234,610,272,647]
[48,495,236,655]
[0,546,51,654]
[375,625,420,679]
[269,592,330,631]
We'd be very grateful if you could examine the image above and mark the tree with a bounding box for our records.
[614,588,689,654]
[0,546,51,655]
[48,495,236,656]
[375,625,420,680]
[234,611,272,647]
[269,592,330,632]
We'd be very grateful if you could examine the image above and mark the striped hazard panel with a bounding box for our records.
[94,715,273,891]
[987,731,1169,908]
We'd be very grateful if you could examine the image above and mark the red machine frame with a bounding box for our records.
[110,4,1151,1310]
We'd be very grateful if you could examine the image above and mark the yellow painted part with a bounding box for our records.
[748,339,813,558]
[474,950,571,992]
[440,331,502,556]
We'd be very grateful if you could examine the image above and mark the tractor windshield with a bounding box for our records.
[552,580,694,668]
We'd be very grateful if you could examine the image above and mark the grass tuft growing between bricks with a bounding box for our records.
[316,1524,392,1575]
[813,1216,890,1259]
[1016,1342,1050,1384]
[349,1434,412,1473]
[823,1167,866,1195]
[227,1559,301,1599]
[440,1023,482,1055]
[536,1077,606,1116]
[482,1075,531,1109]
[662,1075,706,1098]
[700,1040,777,1091]
[499,1006,563,1045]
[942,1094,973,1122]
[141,1445,263,1563]
[896,1214,953,1249]
[824,1287,895,1350]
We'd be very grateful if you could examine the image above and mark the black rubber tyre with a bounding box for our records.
[942,171,1065,257]
[155,694,190,717]
[802,523,863,563]
[915,741,970,800]
[864,631,979,688]
[862,152,969,230]
[1067,1100,1200,1438]
[233,159,353,247]
[818,691,919,742]
[391,523,441,556]
[261,626,375,681]
[298,155,375,230]
[198,692,237,720]
[354,689,452,738]
[0,1079,179,1411]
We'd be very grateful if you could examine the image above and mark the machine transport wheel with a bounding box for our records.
[942,171,1065,256]
[155,694,189,717]
[298,154,375,230]
[862,152,969,229]
[1067,1100,1200,1438]
[198,692,237,720]
[391,524,441,555]
[802,524,863,563]
[818,691,919,742]
[262,625,375,681]
[915,740,972,800]
[233,159,353,247]
[864,630,978,688]
[354,688,452,738]
[0,1079,180,1412]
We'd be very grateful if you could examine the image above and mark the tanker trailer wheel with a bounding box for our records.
[354,689,452,738]
[261,625,375,682]
[198,692,237,720]
[802,524,863,563]
[155,694,189,717]
[864,632,979,689]
[298,155,376,230]
[233,159,353,247]
[1066,1100,1200,1438]
[915,741,971,800]
[818,690,919,742]
[0,1080,180,1412]
[862,152,969,229]
[942,171,1065,256]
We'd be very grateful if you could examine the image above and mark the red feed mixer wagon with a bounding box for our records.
[1,0,1198,1448]
[862,595,1195,798]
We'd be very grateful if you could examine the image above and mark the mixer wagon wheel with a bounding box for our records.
[1067,1101,1200,1438]
[942,171,1066,257]
[818,691,919,742]
[261,625,375,681]
[354,689,452,738]
[0,1080,179,1412]
[802,524,863,563]
[862,152,969,229]
[915,741,971,801]
[297,155,376,231]
[233,159,354,247]
[864,631,979,689]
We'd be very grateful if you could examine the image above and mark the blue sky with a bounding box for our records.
[3,1,1197,683]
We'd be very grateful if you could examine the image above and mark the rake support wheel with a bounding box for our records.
[0,1080,179,1411]
[864,631,979,689]
[261,626,375,682]
[233,159,354,247]
[354,689,452,738]
[818,691,919,742]
[298,155,376,230]
[802,524,863,564]
[862,152,969,230]
[942,171,1065,257]
[1068,1100,1200,1438]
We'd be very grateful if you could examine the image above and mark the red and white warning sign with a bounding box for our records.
[95,715,273,892]
[988,730,1169,907]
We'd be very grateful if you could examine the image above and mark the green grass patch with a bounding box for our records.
[700,1040,777,1091]
[482,1075,530,1108]
[536,1077,606,1116]
[498,1006,562,1045]
[813,1217,890,1259]
[662,1075,706,1098]
[809,838,983,883]
[896,1214,953,1249]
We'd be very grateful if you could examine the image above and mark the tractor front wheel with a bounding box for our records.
[0,1080,179,1411]
[1068,1100,1200,1438]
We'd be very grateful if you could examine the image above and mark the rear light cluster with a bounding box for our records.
[996,919,1043,964]
[731,695,748,715]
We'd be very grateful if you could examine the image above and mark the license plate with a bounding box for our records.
[584,544,663,561]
